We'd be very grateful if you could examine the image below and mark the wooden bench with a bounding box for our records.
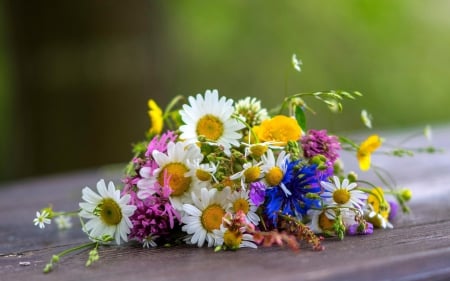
[1,126,449,281]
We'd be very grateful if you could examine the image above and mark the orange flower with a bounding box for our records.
[256,115,302,145]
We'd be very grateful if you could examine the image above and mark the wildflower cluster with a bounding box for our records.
[33,55,437,273]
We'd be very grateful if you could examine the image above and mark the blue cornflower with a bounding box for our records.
[264,160,330,225]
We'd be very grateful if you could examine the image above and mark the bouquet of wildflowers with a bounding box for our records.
[34,56,436,273]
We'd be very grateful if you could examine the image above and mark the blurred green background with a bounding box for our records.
[1,0,449,182]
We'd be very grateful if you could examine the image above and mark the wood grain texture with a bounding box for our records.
[1,126,449,281]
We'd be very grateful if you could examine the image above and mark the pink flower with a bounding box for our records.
[301,129,341,165]
[128,175,180,245]
[145,131,177,158]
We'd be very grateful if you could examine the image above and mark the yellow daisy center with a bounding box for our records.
[223,230,242,249]
[201,204,225,232]
[219,177,239,191]
[196,169,212,181]
[333,189,351,204]
[250,145,268,157]
[159,163,191,196]
[244,166,261,183]
[196,114,224,141]
[233,198,250,214]
[99,198,122,226]
[318,212,335,231]
[265,167,283,186]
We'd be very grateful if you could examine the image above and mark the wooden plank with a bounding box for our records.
[0,126,449,281]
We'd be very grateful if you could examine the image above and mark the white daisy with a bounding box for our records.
[33,210,51,229]
[181,187,231,247]
[179,89,245,154]
[138,141,204,210]
[230,161,262,188]
[242,143,268,158]
[308,208,359,234]
[260,149,291,196]
[79,179,137,245]
[308,209,332,234]
[228,189,260,226]
[213,225,257,249]
[321,176,367,209]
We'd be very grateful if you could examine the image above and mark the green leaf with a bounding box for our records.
[294,106,307,132]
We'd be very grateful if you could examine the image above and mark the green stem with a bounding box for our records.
[372,165,397,189]
[55,241,97,259]
[232,114,258,143]
[356,180,377,189]
[357,187,375,194]
[53,210,80,217]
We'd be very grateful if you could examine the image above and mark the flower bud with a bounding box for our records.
[400,188,412,202]
[347,171,358,183]
[51,255,60,263]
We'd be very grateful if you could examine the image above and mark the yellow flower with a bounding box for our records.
[357,134,381,171]
[256,115,302,145]
[367,187,389,218]
[148,99,163,135]
[222,229,243,249]
[366,187,391,228]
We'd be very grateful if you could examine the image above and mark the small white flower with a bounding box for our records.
[234,97,269,127]
[79,179,136,245]
[292,54,302,72]
[33,210,51,229]
[186,158,218,184]
[142,235,159,248]
[55,215,73,230]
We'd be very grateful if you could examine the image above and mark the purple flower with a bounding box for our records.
[347,222,374,235]
[388,200,399,220]
[249,181,266,206]
[301,129,341,164]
